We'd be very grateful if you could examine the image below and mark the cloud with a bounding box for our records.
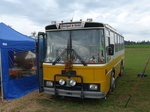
[0,0,150,41]
[1,15,45,35]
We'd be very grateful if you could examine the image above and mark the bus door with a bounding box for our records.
[37,32,46,92]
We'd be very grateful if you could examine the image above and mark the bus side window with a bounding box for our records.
[106,37,111,61]
[108,37,110,45]
[105,36,110,47]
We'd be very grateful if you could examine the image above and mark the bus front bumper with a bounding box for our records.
[44,87,105,99]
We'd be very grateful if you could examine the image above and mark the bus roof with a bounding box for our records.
[45,21,104,30]
[45,21,122,36]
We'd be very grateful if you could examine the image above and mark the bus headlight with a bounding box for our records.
[69,79,76,86]
[46,81,53,87]
[59,79,66,86]
[89,84,98,90]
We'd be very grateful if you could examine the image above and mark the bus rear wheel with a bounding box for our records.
[119,65,124,76]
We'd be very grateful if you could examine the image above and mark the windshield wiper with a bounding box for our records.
[52,33,87,66]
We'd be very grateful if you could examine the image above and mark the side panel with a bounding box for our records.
[104,52,124,94]
[114,51,125,78]
[105,71,111,95]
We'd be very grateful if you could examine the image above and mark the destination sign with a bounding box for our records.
[60,23,83,29]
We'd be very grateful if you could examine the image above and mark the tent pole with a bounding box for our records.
[0,48,4,101]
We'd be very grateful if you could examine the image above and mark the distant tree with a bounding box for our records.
[125,40,150,45]
[30,31,37,38]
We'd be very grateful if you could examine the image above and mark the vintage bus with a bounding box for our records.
[37,19,125,99]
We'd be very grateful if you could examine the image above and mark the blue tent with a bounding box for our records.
[0,23,39,100]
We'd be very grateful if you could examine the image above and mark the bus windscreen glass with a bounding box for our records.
[45,29,105,64]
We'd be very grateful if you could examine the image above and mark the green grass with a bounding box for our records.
[125,44,150,48]
[36,48,150,112]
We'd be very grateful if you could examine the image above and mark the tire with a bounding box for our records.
[110,71,116,92]
[119,64,124,76]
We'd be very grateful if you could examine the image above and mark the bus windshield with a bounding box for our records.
[45,29,105,64]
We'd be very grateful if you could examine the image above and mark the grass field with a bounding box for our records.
[36,48,150,112]
[125,44,150,48]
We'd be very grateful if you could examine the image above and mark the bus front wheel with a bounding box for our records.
[110,71,116,92]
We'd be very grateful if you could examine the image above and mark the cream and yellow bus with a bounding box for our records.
[37,19,125,99]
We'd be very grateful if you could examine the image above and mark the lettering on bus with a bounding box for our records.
[60,23,83,29]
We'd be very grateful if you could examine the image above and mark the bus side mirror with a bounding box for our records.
[108,44,114,55]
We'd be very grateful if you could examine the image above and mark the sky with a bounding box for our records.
[0,0,150,41]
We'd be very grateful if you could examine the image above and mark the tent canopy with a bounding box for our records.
[0,22,35,49]
[0,22,38,100]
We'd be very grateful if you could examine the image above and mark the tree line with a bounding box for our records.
[125,40,150,45]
